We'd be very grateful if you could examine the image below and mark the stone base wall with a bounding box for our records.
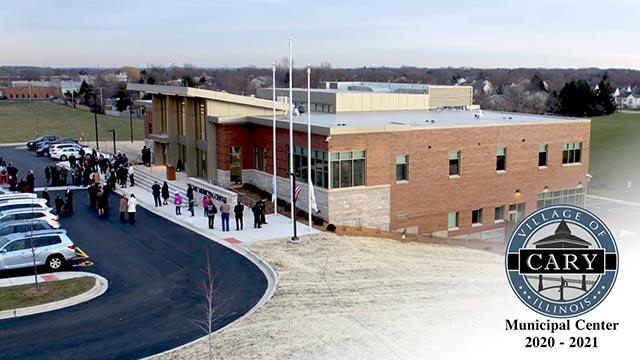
[328,185,390,231]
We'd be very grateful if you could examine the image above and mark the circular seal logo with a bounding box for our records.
[505,205,618,318]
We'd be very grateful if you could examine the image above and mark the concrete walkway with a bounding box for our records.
[0,271,108,320]
[122,165,319,245]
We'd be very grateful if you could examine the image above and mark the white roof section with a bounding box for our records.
[263,109,587,133]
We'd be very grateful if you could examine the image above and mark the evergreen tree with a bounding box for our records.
[596,81,617,115]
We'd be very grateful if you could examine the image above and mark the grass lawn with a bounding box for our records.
[589,112,640,202]
[0,101,144,143]
[0,276,95,311]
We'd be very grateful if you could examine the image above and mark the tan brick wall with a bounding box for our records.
[5,86,62,100]
[329,120,590,235]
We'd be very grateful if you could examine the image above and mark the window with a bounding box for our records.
[287,146,329,188]
[562,142,582,164]
[177,99,186,136]
[538,144,548,167]
[472,209,483,225]
[496,147,507,171]
[396,155,408,181]
[449,151,460,176]
[195,100,206,140]
[509,202,526,223]
[495,205,505,222]
[6,239,28,252]
[448,212,459,229]
[537,187,586,208]
[34,236,61,248]
[254,146,267,172]
[329,150,366,189]
[196,148,207,178]
[159,97,168,132]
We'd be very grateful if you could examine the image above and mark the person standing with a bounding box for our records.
[55,194,65,215]
[202,195,209,217]
[26,170,35,193]
[234,201,244,231]
[128,165,135,187]
[151,181,162,207]
[42,187,51,207]
[252,202,262,229]
[174,192,183,215]
[119,193,128,222]
[127,194,137,223]
[206,200,217,229]
[220,199,231,232]
[186,184,194,204]
[161,181,170,205]
[44,165,51,186]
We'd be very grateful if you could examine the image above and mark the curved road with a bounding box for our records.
[0,146,268,359]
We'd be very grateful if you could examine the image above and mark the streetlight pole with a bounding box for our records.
[94,93,99,150]
[129,95,134,143]
[108,129,116,154]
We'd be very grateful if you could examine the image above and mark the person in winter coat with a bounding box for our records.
[202,195,209,217]
[206,200,217,229]
[161,181,170,205]
[127,194,137,223]
[174,192,183,215]
[119,193,128,222]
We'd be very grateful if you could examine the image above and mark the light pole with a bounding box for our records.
[129,95,134,143]
[108,129,116,154]
[93,93,99,150]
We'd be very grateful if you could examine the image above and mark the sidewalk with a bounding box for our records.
[119,165,319,245]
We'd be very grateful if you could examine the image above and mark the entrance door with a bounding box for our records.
[229,146,242,185]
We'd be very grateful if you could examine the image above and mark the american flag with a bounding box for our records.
[294,185,301,202]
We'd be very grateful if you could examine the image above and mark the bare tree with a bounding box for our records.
[190,252,225,360]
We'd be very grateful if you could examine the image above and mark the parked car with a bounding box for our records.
[26,135,59,151]
[0,208,60,228]
[50,144,91,161]
[0,193,38,201]
[0,220,54,237]
[0,229,75,271]
[0,198,50,213]
[36,138,81,157]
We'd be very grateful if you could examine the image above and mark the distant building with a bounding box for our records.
[3,80,81,100]
[614,87,640,109]
[129,82,588,239]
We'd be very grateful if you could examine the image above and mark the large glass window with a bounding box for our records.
[159,97,168,132]
[496,147,507,171]
[538,144,548,167]
[329,150,366,189]
[287,146,329,188]
[396,155,408,181]
[177,99,186,136]
[449,151,460,176]
[196,148,207,178]
[195,100,206,141]
[562,142,582,164]
[448,212,459,229]
[537,187,586,208]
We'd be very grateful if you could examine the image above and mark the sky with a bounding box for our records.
[2,0,639,69]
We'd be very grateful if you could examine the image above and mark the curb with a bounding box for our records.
[117,189,280,360]
[587,194,640,207]
[0,271,109,320]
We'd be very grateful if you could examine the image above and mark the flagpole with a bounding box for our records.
[288,37,299,242]
[272,62,277,216]
[307,64,312,231]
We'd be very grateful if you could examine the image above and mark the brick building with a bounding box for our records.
[128,82,589,239]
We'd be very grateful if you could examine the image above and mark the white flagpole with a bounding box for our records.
[307,64,312,230]
[288,37,294,231]
[272,62,277,215]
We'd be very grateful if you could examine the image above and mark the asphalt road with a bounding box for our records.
[0,145,268,359]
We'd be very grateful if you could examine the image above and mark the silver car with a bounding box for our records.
[0,198,50,213]
[0,229,76,271]
[0,208,61,229]
[0,220,55,237]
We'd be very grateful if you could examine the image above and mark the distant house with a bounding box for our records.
[614,87,640,109]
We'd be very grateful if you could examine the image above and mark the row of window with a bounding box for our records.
[285,146,364,189]
[396,142,582,181]
[8,93,50,99]
[446,188,585,230]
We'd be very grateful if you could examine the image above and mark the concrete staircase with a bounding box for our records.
[132,166,187,200]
